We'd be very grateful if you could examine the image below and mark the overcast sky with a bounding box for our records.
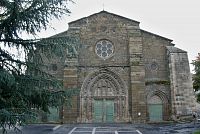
[38,0,200,72]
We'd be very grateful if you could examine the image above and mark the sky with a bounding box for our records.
[38,0,200,72]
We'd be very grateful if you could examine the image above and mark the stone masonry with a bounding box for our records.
[167,46,196,115]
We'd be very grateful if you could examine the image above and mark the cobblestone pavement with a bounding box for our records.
[5,122,200,134]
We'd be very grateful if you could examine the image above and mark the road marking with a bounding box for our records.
[118,131,137,132]
[136,129,143,134]
[68,127,141,134]
[72,131,91,133]
[52,125,62,131]
[68,127,76,134]
[92,127,96,134]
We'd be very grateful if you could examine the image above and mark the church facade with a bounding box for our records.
[42,11,196,123]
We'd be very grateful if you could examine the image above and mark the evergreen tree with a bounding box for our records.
[192,53,200,103]
[0,0,77,133]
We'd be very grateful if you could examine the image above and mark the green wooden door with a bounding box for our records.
[94,100,104,122]
[149,104,163,121]
[94,99,114,122]
[47,107,60,122]
[105,100,114,122]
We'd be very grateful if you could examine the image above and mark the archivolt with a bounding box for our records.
[81,68,127,97]
[147,90,169,104]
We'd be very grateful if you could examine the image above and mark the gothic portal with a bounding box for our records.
[80,68,129,122]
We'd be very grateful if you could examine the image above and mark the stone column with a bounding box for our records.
[127,26,147,123]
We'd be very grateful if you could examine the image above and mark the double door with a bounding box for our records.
[94,99,114,123]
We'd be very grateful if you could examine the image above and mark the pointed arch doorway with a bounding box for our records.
[148,95,163,121]
[80,69,129,123]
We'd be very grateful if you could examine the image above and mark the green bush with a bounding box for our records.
[193,130,200,134]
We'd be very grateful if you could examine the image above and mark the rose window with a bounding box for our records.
[95,40,114,59]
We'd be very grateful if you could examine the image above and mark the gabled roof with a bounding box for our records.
[49,11,174,44]
[141,29,173,42]
[69,10,140,25]
[69,11,173,42]
[166,46,187,53]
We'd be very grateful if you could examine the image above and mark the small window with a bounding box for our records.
[52,64,57,71]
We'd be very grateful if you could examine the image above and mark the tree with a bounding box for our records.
[192,53,200,103]
[0,0,76,133]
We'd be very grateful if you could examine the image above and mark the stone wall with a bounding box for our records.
[167,46,196,115]
[142,31,172,82]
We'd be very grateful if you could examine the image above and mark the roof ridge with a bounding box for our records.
[141,29,173,42]
[69,10,140,25]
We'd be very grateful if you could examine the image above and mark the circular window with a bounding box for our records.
[151,62,158,70]
[95,40,114,59]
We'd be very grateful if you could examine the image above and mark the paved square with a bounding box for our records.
[68,127,141,134]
